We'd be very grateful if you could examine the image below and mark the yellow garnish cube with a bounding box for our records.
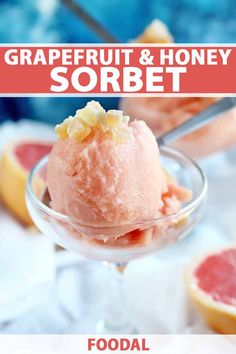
[73,126,91,143]
[106,110,123,127]
[55,101,130,144]
[76,109,97,127]
[77,102,105,127]
[55,117,73,139]
[122,115,130,125]
[67,119,91,142]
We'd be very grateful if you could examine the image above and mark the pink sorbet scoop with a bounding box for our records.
[47,101,167,227]
[47,101,191,241]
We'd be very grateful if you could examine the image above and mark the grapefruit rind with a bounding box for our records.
[0,141,48,226]
[0,143,32,225]
[185,247,236,334]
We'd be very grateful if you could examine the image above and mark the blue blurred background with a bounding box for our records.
[0,0,235,124]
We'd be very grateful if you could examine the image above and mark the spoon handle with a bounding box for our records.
[158,97,236,146]
[61,0,119,43]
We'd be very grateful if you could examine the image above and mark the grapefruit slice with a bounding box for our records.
[186,247,236,334]
[0,141,52,225]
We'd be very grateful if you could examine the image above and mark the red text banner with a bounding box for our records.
[0,45,236,96]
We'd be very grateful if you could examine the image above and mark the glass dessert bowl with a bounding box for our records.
[26,145,207,333]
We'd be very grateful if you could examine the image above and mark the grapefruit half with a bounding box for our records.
[0,141,52,225]
[186,247,236,334]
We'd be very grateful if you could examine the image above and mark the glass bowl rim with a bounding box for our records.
[26,145,207,231]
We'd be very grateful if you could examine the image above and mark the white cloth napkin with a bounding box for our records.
[0,120,56,323]
[0,223,230,333]
[0,207,55,323]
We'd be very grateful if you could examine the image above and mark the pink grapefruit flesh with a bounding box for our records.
[14,142,52,170]
[194,249,236,306]
[0,140,53,225]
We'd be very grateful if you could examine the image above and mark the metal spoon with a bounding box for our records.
[158,97,236,146]
[60,0,119,43]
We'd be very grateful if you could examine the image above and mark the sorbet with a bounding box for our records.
[120,97,236,158]
[120,20,236,158]
[47,101,191,242]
